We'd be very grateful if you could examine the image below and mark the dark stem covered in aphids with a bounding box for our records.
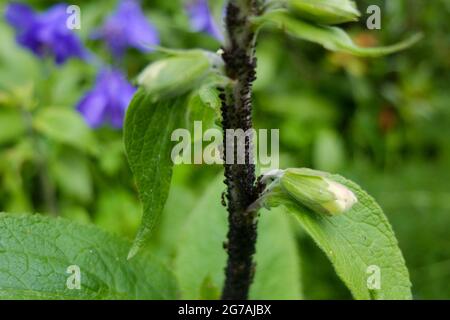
[220,0,262,300]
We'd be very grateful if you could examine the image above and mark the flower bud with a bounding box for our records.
[287,0,361,25]
[137,51,219,98]
[280,168,357,216]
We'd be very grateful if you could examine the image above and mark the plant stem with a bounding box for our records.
[220,0,261,300]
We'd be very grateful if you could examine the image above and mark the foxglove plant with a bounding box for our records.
[0,0,422,300]
[124,0,420,300]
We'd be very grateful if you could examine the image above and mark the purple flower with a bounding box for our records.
[5,3,87,65]
[76,69,136,129]
[185,0,223,41]
[93,0,159,58]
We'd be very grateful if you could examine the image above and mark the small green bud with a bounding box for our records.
[280,168,357,216]
[287,0,361,25]
[137,51,222,99]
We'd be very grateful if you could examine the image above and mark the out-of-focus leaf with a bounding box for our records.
[94,188,142,239]
[345,163,450,299]
[50,151,92,203]
[174,176,303,300]
[33,107,98,155]
[287,0,361,25]
[98,140,126,176]
[147,184,196,263]
[249,210,303,299]
[0,140,34,212]
[254,39,282,91]
[199,276,221,300]
[1,170,31,212]
[0,23,39,88]
[51,62,94,106]
[0,83,37,111]
[268,173,412,299]
[0,108,26,145]
[59,204,91,225]
[313,129,345,172]
[253,10,422,57]
[261,93,337,123]
[124,89,186,258]
[260,92,337,149]
[0,214,178,299]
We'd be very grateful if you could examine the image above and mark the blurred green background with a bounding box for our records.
[0,0,449,299]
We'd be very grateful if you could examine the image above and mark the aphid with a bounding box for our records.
[221,191,227,207]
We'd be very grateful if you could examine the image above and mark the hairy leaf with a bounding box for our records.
[253,10,422,57]
[174,176,303,300]
[124,89,186,258]
[269,173,412,299]
[0,214,178,299]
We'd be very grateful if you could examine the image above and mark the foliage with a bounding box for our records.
[0,0,448,299]
[0,213,178,299]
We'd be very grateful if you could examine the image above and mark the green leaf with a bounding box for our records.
[253,10,422,57]
[313,129,346,172]
[146,184,197,263]
[93,188,142,239]
[0,108,26,145]
[250,210,303,299]
[33,107,98,155]
[0,140,34,212]
[197,85,222,112]
[137,51,222,99]
[50,151,92,203]
[174,175,303,300]
[0,214,178,299]
[186,86,221,140]
[269,173,412,299]
[287,0,361,25]
[124,89,186,258]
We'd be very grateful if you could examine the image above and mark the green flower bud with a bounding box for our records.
[287,0,361,25]
[280,168,357,216]
[137,50,222,99]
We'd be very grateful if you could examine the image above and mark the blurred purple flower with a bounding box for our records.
[5,2,87,65]
[185,0,223,41]
[92,0,159,58]
[76,69,136,129]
